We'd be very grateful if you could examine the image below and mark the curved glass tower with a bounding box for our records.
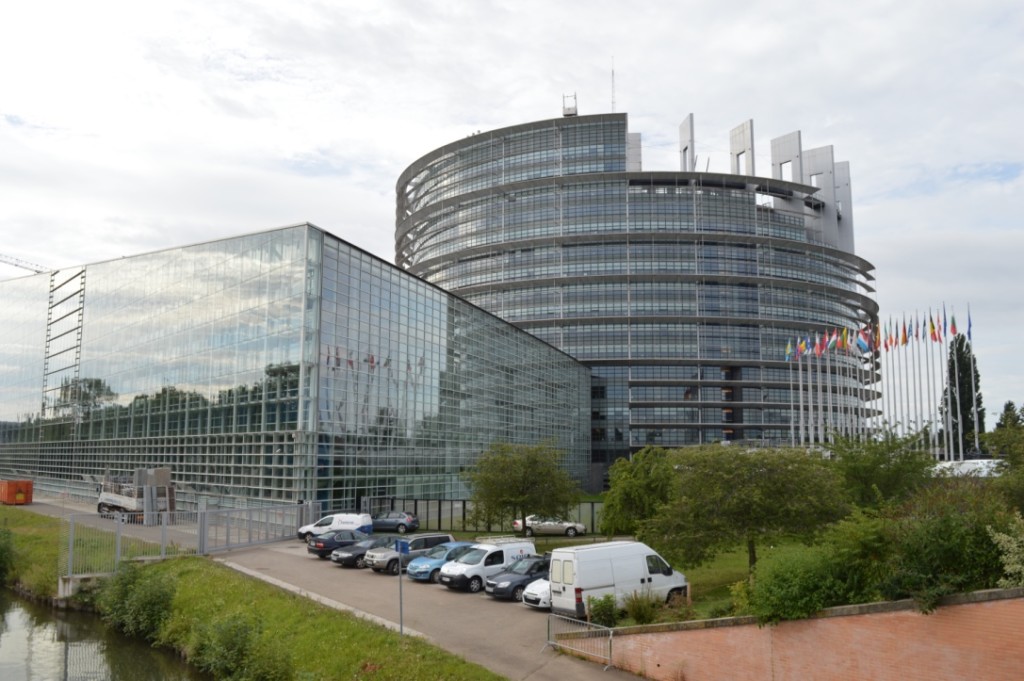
[397,112,878,480]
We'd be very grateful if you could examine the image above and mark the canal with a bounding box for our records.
[0,590,207,680]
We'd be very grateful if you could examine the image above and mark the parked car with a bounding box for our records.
[297,512,373,540]
[485,554,550,601]
[306,529,369,559]
[365,533,454,574]
[371,510,419,534]
[512,515,586,537]
[522,578,551,610]
[438,537,535,592]
[406,541,475,583]
[330,536,397,568]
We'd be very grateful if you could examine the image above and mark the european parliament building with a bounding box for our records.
[396,111,878,480]
[0,224,590,509]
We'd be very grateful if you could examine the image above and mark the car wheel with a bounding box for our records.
[565,527,578,537]
[429,569,440,584]
[318,554,328,560]
[512,585,525,602]
[355,556,366,569]
[388,560,400,575]
[299,532,310,541]
[525,527,534,537]
[396,524,407,534]
[468,577,483,593]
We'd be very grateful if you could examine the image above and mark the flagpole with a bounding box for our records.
[798,350,806,445]
[951,330,965,461]
[825,342,835,444]
[942,314,953,460]
[968,305,980,452]
[789,349,796,446]
[925,311,937,456]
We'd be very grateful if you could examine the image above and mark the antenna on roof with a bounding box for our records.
[562,93,578,117]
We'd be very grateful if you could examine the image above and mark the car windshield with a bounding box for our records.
[425,544,454,559]
[447,545,473,561]
[456,548,486,564]
[507,558,539,575]
[352,539,378,549]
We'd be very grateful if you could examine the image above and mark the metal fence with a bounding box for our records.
[546,613,613,669]
[386,499,605,535]
[58,503,306,589]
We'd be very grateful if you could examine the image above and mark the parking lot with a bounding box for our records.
[217,537,637,681]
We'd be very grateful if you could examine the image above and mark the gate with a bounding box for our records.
[546,614,613,670]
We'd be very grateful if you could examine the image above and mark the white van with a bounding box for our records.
[548,541,688,619]
[438,536,535,593]
[297,512,373,540]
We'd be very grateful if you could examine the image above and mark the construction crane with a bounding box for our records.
[0,253,49,274]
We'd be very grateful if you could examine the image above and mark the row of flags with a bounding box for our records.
[784,306,973,361]
[324,347,425,374]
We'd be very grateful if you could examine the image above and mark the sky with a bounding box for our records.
[2,0,1022,424]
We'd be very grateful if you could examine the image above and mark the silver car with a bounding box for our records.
[513,515,586,537]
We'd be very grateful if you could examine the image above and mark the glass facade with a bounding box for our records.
[0,224,590,510]
[397,113,878,477]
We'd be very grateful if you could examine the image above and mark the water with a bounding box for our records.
[0,590,208,681]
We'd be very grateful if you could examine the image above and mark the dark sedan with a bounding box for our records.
[371,511,419,533]
[330,536,397,568]
[485,554,550,601]
[306,529,369,559]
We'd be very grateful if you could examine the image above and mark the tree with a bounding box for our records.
[463,442,581,532]
[828,431,936,507]
[941,334,985,456]
[600,446,675,536]
[638,446,849,575]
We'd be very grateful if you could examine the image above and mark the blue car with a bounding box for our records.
[405,541,474,583]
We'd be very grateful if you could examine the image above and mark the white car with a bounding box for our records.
[522,578,551,610]
[512,515,586,537]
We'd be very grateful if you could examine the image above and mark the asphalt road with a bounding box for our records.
[217,540,635,681]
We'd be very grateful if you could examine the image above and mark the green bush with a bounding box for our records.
[622,590,661,625]
[989,510,1024,588]
[587,594,618,627]
[193,613,259,680]
[748,546,845,624]
[879,478,1011,612]
[97,562,175,641]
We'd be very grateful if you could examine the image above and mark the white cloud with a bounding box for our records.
[1,0,1022,412]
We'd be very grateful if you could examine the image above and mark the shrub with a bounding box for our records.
[879,478,1012,612]
[587,594,618,627]
[748,546,845,624]
[97,562,175,642]
[622,590,660,625]
[193,612,259,680]
[988,510,1024,588]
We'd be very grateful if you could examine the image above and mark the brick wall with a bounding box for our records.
[590,589,1024,681]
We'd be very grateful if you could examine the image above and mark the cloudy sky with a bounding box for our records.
[2,0,1022,423]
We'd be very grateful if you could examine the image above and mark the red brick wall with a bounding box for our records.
[596,590,1023,681]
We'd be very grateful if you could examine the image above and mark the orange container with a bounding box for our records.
[0,480,33,505]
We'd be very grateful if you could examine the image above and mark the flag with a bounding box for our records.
[841,327,849,352]
[883,322,890,352]
[943,304,948,337]
[828,329,838,351]
[785,339,793,362]
[900,319,907,346]
[856,328,870,353]
[967,307,973,342]
[929,314,937,342]
[950,314,958,336]
[367,354,376,370]
[346,349,354,369]
[814,333,823,358]
[914,314,921,341]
